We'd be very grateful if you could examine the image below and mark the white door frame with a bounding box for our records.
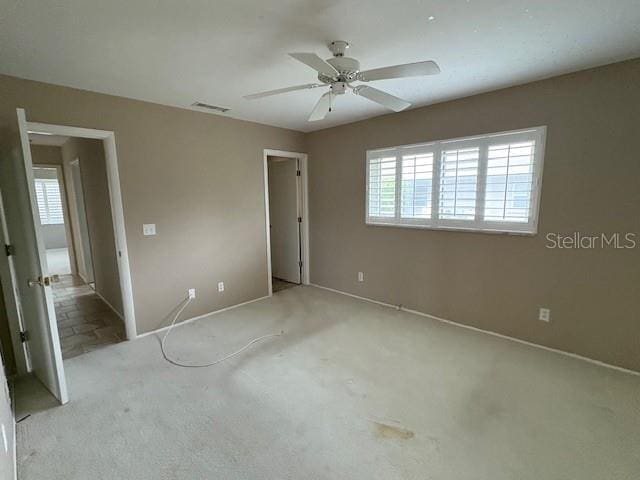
[25,116,137,340]
[68,157,95,284]
[0,189,31,375]
[31,163,77,277]
[263,149,309,296]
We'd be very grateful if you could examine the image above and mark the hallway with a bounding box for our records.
[53,275,125,359]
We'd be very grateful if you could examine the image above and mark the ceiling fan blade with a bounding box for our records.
[289,53,338,78]
[354,86,411,112]
[244,83,323,100]
[359,60,440,82]
[308,92,332,122]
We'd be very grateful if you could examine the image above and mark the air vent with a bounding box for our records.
[191,102,230,113]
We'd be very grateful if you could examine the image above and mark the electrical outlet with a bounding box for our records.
[357,272,364,282]
[539,308,551,322]
[218,281,224,292]
[188,288,196,299]
[142,223,156,236]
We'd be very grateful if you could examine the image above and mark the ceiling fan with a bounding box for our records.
[244,40,440,122]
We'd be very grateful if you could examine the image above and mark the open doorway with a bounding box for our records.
[28,134,126,359]
[32,165,73,276]
[264,150,309,295]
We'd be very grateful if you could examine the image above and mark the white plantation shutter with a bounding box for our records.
[401,152,433,220]
[484,141,535,223]
[34,178,64,225]
[367,154,397,218]
[438,147,479,220]
[366,126,546,233]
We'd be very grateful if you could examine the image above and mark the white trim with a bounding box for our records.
[25,119,137,340]
[11,378,17,480]
[263,149,310,297]
[136,295,269,339]
[366,126,547,235]
[0,189,31,375]
[93,289,124,321]
[310,283,640,377]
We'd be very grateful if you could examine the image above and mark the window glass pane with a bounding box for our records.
[484,141,535,223]
[34,178,64,225]
[368,156,396,218]
[401,153,433,219]
[438,147,479,220]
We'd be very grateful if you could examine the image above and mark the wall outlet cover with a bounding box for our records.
[357,272,364,282]
[218,281,224,292]
[143,223,156,236]
[188,288,196,299]
[539,308,551,322]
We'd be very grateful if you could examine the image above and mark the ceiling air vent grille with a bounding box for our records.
[191,102,230,113]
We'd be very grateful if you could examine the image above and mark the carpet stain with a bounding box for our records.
[374,422,415,440]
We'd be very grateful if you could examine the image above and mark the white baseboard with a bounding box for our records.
[10,378,17,480]
[310,283,640,377]
[93,290,124,321]
[135,295,270,339]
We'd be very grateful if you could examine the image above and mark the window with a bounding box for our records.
[34,178,64,225]
[365,126,546,234]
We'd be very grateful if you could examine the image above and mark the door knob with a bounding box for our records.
[27,275,60,287]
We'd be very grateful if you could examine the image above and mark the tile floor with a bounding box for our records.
[53,275,125,359]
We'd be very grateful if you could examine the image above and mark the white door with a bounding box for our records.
[268,157,301,284]
[15,108,68,404]
[0,189,32,374]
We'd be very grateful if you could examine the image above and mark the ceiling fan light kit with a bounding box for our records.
[244,40,440,122]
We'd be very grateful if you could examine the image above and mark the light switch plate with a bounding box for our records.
[143,224,156,236]
[539,308,551,322]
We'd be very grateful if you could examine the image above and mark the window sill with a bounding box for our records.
[365,220,537,236]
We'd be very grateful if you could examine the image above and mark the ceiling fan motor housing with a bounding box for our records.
[319,56,361,84]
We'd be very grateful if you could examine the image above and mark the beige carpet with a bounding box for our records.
[14,285,640,479]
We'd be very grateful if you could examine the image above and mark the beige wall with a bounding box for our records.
[307,58,640,372]
[30,144,62,166]
[61,137,123,314]
[1,59,638,372]
[0,74,305,335]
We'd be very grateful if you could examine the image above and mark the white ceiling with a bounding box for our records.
[1,1,639,132]
[28,133,69,146]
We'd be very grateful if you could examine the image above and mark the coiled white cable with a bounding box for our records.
[160,297,283,368]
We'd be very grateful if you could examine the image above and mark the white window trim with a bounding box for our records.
[35,177,64,225]
[365,126,547,235]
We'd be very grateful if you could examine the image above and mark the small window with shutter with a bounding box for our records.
[365,126,546,234]
[34,178,65,225]
[367,154,397,219]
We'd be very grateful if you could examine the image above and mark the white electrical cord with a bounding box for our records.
[160,297,283,368]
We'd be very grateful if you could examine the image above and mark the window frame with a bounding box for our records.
[365,126,547,235]
[34,177,65,225]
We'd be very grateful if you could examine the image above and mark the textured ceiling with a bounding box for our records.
[1,0,639,132]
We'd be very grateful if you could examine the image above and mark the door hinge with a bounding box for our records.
[298,217,302,223]
[298,261,303,267]
[296,170,301,176]
[4,244,14,256]
[19,331,29,343]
